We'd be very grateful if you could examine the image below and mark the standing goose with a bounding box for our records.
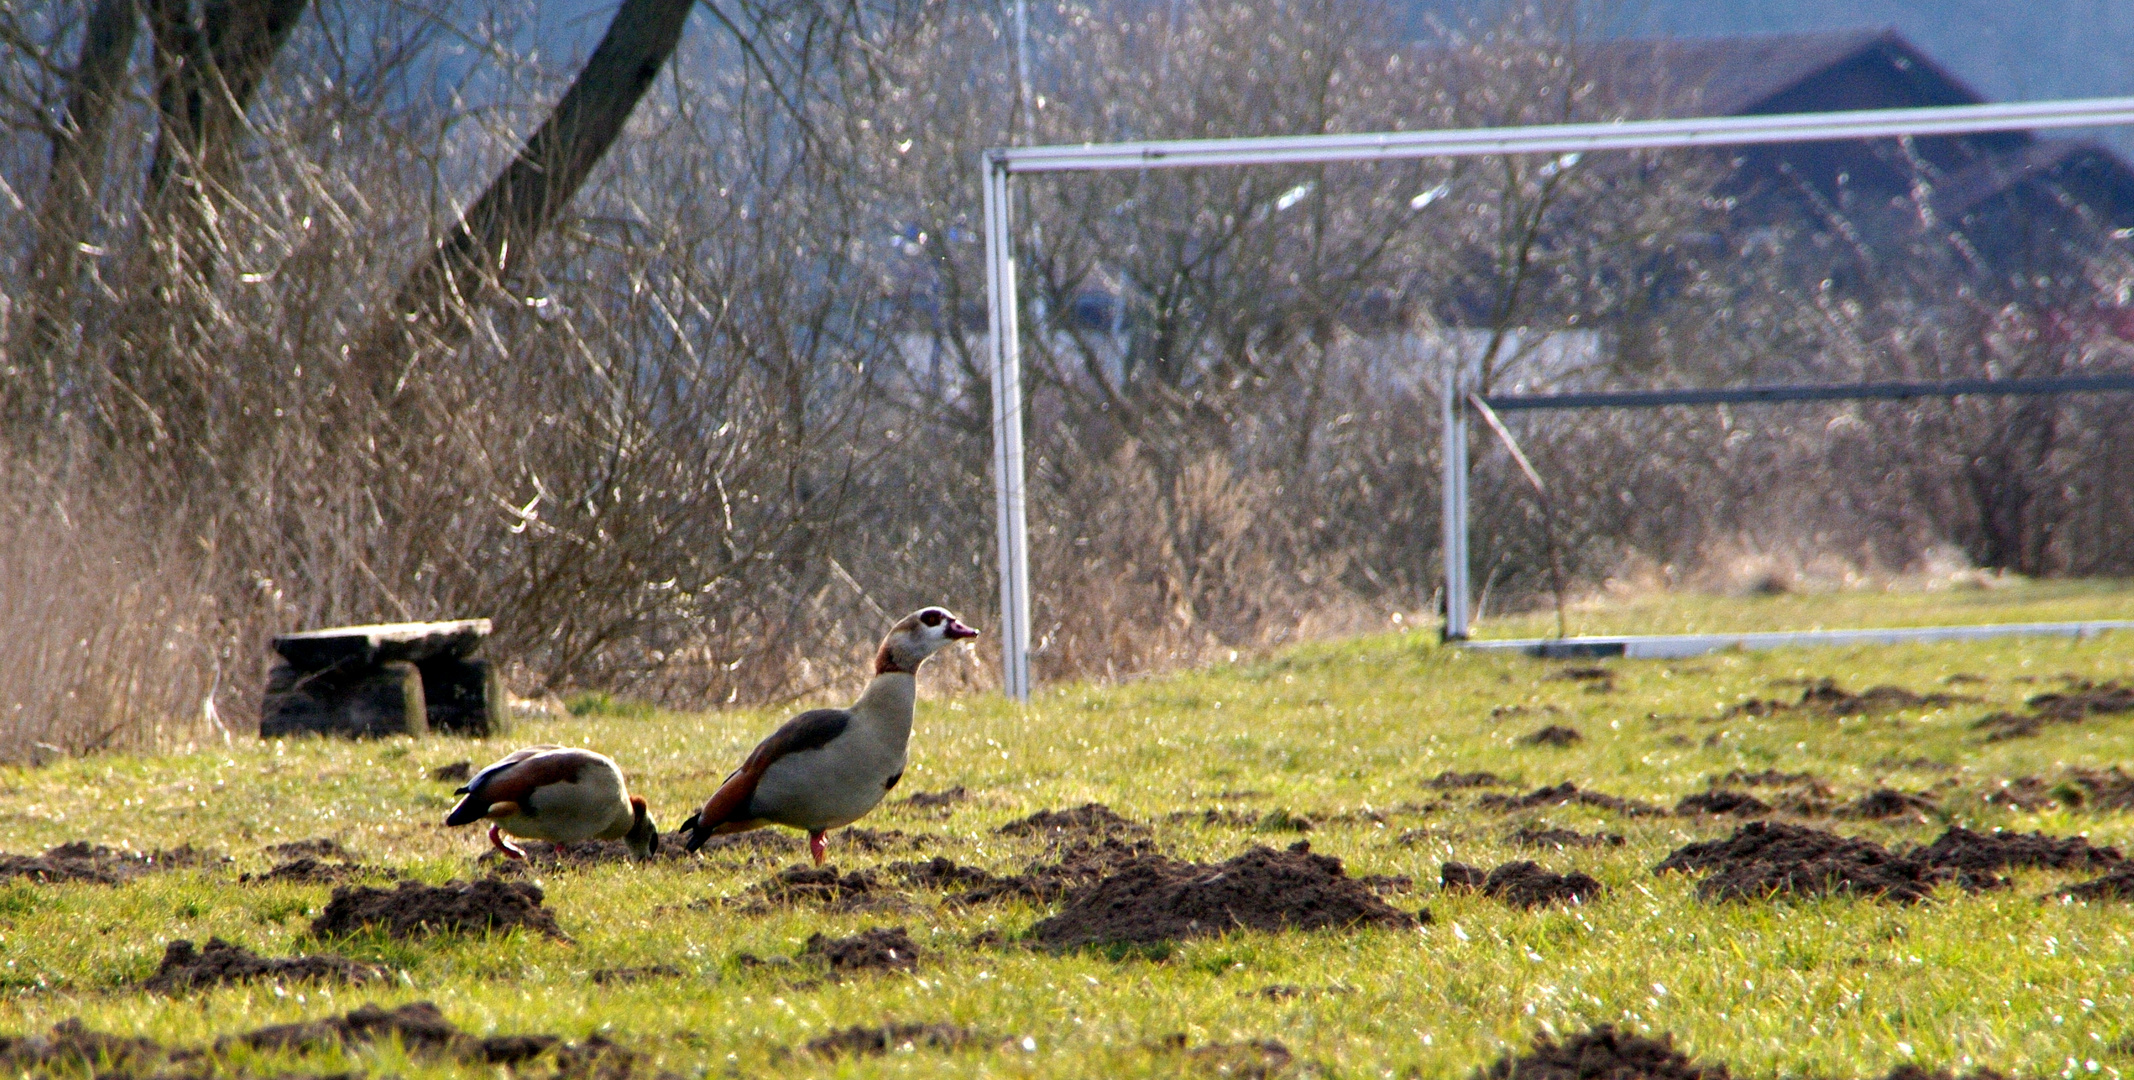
[444,746,659,860]
[681,606,978,864]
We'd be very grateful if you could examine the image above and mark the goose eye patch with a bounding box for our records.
[920,611,944,627]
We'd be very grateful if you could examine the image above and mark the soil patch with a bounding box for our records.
[589,965,682,985]
[1727,679,1966,719]
[897,786,969,811]
[1986,767,2134,811]
[955,837,1163,904]
[1546,666,1613,683]
[801,927,921,974]
[1029,841,1419,948]
[889,857,999,891]
[1908,827,2121,873]
[1426,770,1507,789]
[430,760,473,783]
[1834,788,1938,821]
[1152,1033,1294,1077]
[1522,725,1583,747]
[265,839,356,860]
[1718,769,1826,789]
[1675,790,1770,817]
[1654,822,1937,903]
[140,938,382,993]
[1508,826,1624,849]
[241,856,399,884]
[801,1023,989,1058]
[997,803,1147,837]
[749,865,889,908]
[1479,1024,1730,1080]
[0,842,218,885]
[230,1001,647,1075]
[2056,865,2134,901]
[1478,783,1664,816]
[840,827,936,854]
[0,1004,648,1079]
[0,1019,168,1077]
[1975,681,2134,740]
[1440,860,1602,908]
[309,878,567,940]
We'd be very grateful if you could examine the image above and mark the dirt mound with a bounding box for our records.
[430,760,473,782]
[1976,681,2134,740]
[0,1019,168,1077]
[1546,666,1613,683]
[889,857,999,891]
[898,786,969,810]
[2,1004,646,1078]
[1522,725,1583,747]
[2056,865,2134,901]
[265,838,356,860]
[479,836,695,868]
[1427,770,1508,789]
[1441,860,1602,907]
[1654,822,1938,903]
[241,855,399,884]
[1675,790,1771,817]
[0,842,217,885]
[1986,767,2134,812]
[1152,1033,1295,1077]
[1029,841,1419,948]
[140,938,382,993]
[839,827,936,853]
[310,878,567,940]
[802,927,921,974]
[1834,788,1938,821]
[1909,827,2121,873]
[1729,679,1968,720]
[230,1001,646,1074]
[955,837,1163,904]
[590,964,682,985]
[1478,783,1663,816]
[1717,769,1824,788]
[802,1022,989,1058]
[1508,826,1624,849]
[750,865,889,908]
[1479,1024,1731,1080]
[997,803,1146,837]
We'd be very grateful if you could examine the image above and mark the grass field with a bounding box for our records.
[0,583,2131,1077]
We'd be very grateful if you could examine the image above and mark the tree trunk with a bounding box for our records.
[144,0,310,207]
[8,0,139,417]
[354,0,696,394]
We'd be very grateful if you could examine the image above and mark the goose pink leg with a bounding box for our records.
[809,829,828,866]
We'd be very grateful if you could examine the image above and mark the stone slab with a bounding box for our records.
[273,619,492,671]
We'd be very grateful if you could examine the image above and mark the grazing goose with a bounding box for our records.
[444,746,659,860]
[681,606,978,864]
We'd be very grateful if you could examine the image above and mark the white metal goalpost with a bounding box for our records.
[980,96,2134,701]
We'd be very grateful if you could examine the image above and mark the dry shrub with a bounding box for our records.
[0,458,228,759]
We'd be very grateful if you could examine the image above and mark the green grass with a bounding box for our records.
[1,582,2132,1077]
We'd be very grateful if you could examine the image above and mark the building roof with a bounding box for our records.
[1582,29,1992,119]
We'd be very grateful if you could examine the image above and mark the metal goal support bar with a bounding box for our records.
[982,96,2134,699]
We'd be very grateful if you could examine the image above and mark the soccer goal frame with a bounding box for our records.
[981,96,2134,700]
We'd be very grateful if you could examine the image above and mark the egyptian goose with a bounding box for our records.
[681,606,978,864]
[444,746,659,859]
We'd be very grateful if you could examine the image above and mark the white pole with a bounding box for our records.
[1440,354,1470,640]
[982,154,1033,701]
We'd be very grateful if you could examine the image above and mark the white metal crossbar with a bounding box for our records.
[981,97,2134,699]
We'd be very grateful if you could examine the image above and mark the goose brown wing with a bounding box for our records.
[444,746,582,826]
